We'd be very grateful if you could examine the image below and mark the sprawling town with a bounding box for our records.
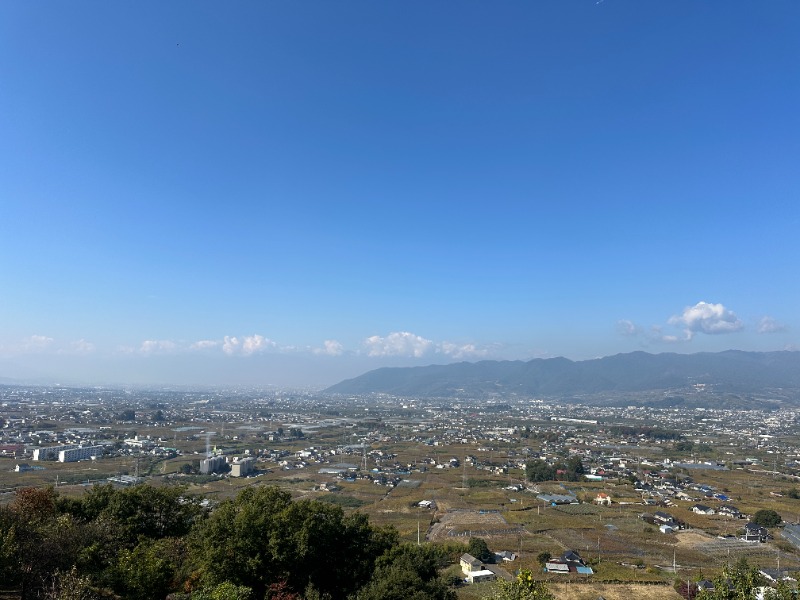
[3,383,800,599]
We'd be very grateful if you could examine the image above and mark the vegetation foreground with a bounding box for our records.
[0,483,463,600]
[0,482,797,600]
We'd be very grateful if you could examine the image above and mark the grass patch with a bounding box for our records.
[316,494,367,508]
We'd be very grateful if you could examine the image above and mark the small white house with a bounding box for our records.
[691,504,716,515]
[466,570,496,584]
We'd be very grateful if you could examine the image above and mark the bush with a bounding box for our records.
[752,509,782,528]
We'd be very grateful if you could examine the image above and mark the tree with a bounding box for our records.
[190,486,397,600]
[113,537,185,600]
[751,509,782,528]
[567,455,584,475]
[11,487,58,524]
[563,456,585,481]
[169,582,254,600]
[492,569,554,600]
[0,508,21,589]
[74,483,202,544]
[42,566,99,600]
[466,537,492,563]
[274,499,397,598]
[117,409,136,421]
[355,544,456,600]
[536,552,551,567]
[265,581,298,600]
[7,488,86,599]
[525,460,555,482]
[765,579,797,600]
[696,558,770,600]
[190,486,293,596]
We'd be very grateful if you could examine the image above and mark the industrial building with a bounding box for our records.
[200,455,227,475]
[230,456,256,477]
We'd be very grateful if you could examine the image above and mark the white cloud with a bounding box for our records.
[364,332,434,357]
[222,336,240,355]
[362,332,491,359]
[436,342,488,359]
[190,340,219,350]
[757,316,788,334]
[616,319,642,337]
[0,334,57,356]
[242,334,275,355]
[667,301,743,339]
[314,340,344,356]
[222,334,277,356]
[69,339,95,354]
[139,340,177,354]
[23,335,55,352]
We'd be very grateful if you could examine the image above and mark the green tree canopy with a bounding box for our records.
[466,537,492,563]
[66,484,202,546]
[191,486,398,600]
[113,537,185,600]
[751,509,782,528]
[525,460,555,482]
[697,559,765,600]
[355,544,456,600]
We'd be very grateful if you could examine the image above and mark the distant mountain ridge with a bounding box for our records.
[325,350,800,398]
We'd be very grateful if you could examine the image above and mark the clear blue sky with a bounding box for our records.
[2,2,798,387]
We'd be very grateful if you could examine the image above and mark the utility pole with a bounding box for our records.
[362,440,367,471]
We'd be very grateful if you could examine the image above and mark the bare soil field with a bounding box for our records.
[428,509,522,541]
[674,530,714,548]
[549,582,681,600]
[456,581,681,600]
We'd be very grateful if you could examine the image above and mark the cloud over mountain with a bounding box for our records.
[758,316,788,334]
[668,301,743,338]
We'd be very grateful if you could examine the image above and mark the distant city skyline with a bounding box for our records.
[2,2,798,387]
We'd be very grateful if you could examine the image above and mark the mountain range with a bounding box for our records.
[325,350,800,402]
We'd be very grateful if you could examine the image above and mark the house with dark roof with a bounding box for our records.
[718,505,742,518]
[545,550,594,575]
[759,568,795,583]
[654,511,677,524]
[691,504,715,515]
[742,522,769,543]
[494,550,517,562]
[460,554,483,574]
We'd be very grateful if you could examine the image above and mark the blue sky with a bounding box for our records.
[1,2,798,387]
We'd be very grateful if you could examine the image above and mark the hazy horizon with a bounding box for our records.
[3,347,799,391]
